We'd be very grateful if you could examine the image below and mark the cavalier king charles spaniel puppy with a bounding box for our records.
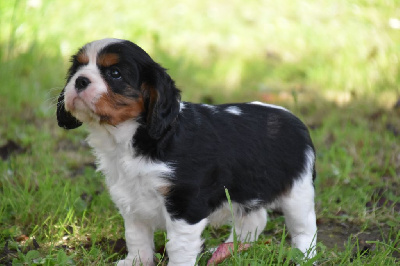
[57,38,317,265]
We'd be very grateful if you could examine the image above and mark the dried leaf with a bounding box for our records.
[207,242,251,265]
[15,235,29,242]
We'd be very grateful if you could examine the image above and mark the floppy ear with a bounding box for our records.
[56,89,82,129]
[143,69,181,139]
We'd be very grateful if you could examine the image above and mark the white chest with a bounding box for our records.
[86,121,172,227]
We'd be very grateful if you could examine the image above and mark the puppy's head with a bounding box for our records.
[57,38,181,139]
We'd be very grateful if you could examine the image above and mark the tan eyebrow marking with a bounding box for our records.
[76,51,89,64]
[97,53,120,67]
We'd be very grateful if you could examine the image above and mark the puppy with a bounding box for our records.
[57,38,317,265]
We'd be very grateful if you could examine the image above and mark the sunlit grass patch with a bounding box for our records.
[1,0,399,104]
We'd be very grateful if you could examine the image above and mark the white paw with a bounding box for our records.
[116,258,154,266]
[116,259,133,266]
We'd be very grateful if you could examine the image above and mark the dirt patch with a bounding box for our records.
[317,221,352,250]
[0,140,26,160]
[317,221,383,251]
[317,220,399,259]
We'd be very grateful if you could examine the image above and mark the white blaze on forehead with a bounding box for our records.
[248,101,290,112]
[83,38,124,64]
[69,38,124,92]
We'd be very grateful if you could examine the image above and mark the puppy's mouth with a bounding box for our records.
[65,94,102,124]
[70,96,88,110]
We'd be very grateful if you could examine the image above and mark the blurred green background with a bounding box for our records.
[1,0,399,111]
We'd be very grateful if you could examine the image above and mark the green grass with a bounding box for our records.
[1,0,400,265]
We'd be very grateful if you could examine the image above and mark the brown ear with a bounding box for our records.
[143,70,180,139]
[56,89,82,129]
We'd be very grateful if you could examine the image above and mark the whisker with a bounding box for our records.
[45,100,63,114]
[44,95,60,104]
[49,86,64,92]
[44,87,65,114]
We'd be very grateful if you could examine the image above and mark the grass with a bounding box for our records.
[1,0,399,265]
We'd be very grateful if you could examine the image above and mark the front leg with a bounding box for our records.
[117,215,155,266]
[165,218,208,266]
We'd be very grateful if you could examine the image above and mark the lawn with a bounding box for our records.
[1,0,399,265]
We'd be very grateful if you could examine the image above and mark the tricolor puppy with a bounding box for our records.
[57,38,317,265]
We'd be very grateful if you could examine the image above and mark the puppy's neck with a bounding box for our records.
[86,120,140,153]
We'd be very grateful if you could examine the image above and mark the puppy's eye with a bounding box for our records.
[109,68,122,79]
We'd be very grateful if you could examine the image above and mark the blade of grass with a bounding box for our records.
[224,188,238,259]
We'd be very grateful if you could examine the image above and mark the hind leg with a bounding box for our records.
[280,173,317,258]
[226,207,267,243]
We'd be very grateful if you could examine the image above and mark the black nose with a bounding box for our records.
[75,76,91,92]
